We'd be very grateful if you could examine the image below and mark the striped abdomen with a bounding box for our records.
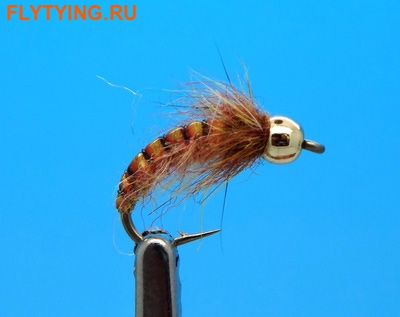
[116,120,210,214]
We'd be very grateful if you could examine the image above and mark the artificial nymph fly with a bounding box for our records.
[116,75,325,216]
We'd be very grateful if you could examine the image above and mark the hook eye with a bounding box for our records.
[302,139,325,154]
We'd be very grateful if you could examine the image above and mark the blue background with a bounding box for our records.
[1,1,399,316]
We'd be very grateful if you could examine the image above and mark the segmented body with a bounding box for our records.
[116,79,271,214]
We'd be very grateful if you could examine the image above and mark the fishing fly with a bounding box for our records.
[116,73,325,238]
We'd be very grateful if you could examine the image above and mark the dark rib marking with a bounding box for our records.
[127,166,134,176]
[159,137,168,148]
[202,120,209,135]
[161,135,171,150]
[142,149,151,160]
[182,125,190,140]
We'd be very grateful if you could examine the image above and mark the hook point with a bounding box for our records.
[174,228,221,246]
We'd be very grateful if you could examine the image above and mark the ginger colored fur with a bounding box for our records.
[116,77,270,214]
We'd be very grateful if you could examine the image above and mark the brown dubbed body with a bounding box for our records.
[116,79,271,214]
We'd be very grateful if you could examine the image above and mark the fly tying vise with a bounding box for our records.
[116,75,325,242]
